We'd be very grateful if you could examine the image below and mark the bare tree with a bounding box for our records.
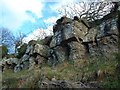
[1,27,15,48]
[33,28,47,40]
[58,1,115,21]
[14,32,26,53]
[0,27,27,53]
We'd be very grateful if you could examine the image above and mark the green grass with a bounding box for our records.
[2,53,120,88]
[2,69,31,88]
[100,76,120,88]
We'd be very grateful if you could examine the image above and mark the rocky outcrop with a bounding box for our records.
[87,18,118,57]
[2,13,118,72]
[47,16,91,66]
[47,15,118,66]
[1,58,19,71]
[14,40,50,72]
[33,44,50,57]
[68,41,87,60]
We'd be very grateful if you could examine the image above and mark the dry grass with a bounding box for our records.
[2,53,119,88]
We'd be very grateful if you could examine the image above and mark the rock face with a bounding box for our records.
[87,18,118,57]
[33,44,50,57]
[48,16,118,66]
[47,46,68,66]
[47,17,91,66]
[2,14,118,72]
[13,40,50,72]
[68,41,87,60]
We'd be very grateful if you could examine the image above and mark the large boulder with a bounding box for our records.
[62,23,75,41]
[73,20,88,40]
[21,54,30,62]
[13,15,119,71]
[83,28,97,43]
[88,17,119,57]
[50,18,89,48]
[50,30,62,48]
[68,41,87,61]
[1,58,19,70]
[25,45,34,55]
[29,56,35,68]
[89,35,118,57]
[54,46,68,63]
[53,16,72,34]
[10,58,19,65]
[33,44,50,57]
[47,49,58,67]
[25,40,37,55]
[22,61,29,69]
[14,64,23,72]
[96,18,118,38]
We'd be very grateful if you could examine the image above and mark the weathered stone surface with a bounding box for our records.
[83,28,97,42]
[62,24,74,40]
[68,41,86,60]
[54,46,68,63]
[53,16,72,34]
[35,55,46,65]
[47,49,58,67]
[29,56,35,67]
[25,45,34,55]
[50,20,89,48]
[33,44,50,57]
[2,58,19,65]
[47,46,68,66]
[21,54,30,62]
[97,18,118,38]
[22,61,29,69]
[14,64,23,72]
[73,20,88,40]
[50,30,62,48]
[39,16,118,67]
[89,35,118,57]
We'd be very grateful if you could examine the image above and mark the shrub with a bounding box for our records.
[16,43,27,59]
[0,45,8,58]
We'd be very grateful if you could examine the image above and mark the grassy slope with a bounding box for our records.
[2,53,120,88]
